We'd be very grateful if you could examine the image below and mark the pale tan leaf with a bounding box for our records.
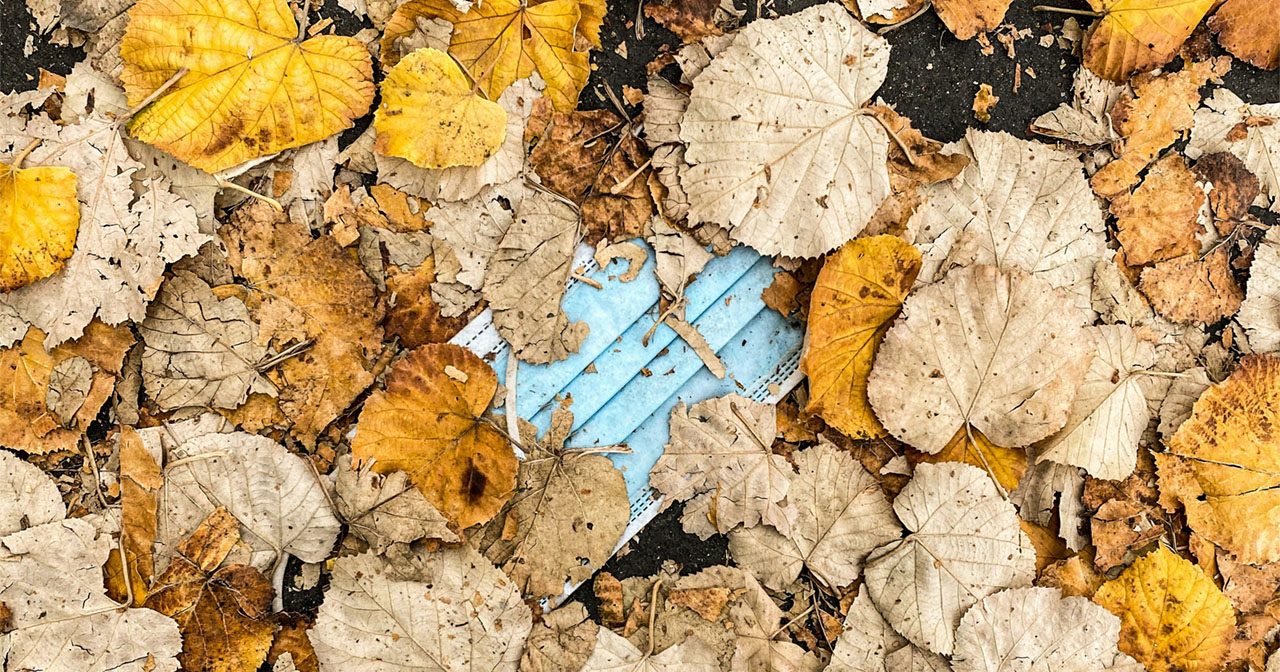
[0,448,63,536]
[521,602,600,672]
[1239,228,1280,351]
[332,454,459,553]
[584,629,720,672]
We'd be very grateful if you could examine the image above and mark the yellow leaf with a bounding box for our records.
[351,343,516,529]
[381,0,605,111]
[1158,354,1280,564]
[914,425,1027,493]
[0,158,78,291]
[121,0,375,173]
[374,49,508,170]
[800,235,921,440]
[1094,546,1235,672]
[1083,0,1217,82]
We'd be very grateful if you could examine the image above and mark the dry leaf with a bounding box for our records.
[0,154,78,290]
[1090,499,1164,571]
[679,4,891,258]
[384,257,476,348]
[648,394,796,539]
[933,0,1012,40]
[373,48,507,170]
[1240,228,1280,351]
[312,547,534,671]
[1209,0,1279,70]
[332,454,460,553]
[350,343,517,529]
[868,265,1093,456]
[1031,67,1126,146]
[105,427,162,603]
[728,440,901,591]
[521,602,600,672]
[428,184,519,315]
[952,587,1141,671]
[121,0,375,172]
[801,235,921,440]
[1112,155,1204,266]
[828,589,943,672]
[583,629,719,672]
[1139,248,1243,325]
[729,573,823,672]
[0,448,63,535]
[1082,0,1217,81]
[644,0,722,43]
[1194,151,1261,230]
[914,425,1027,494]
[1011,459,1088,551]
[1093,546,1235,672]
[145,508,276,672]
[1188,89,1280,213]
[864,462,1036,655]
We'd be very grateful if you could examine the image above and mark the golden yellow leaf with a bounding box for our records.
[121,0,375,173]
[1158,355,1280,564]
[0,156,79,291]
[1094,546,1235,672]
[380,0,604,111]
[374,48,508,170]
[1082,0,1217,82]
[914,425,1027,493]
[800,235,921,440]
[351,343,516,529]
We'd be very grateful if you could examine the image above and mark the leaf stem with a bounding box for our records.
[860,110,918,166]
[876,1,933,35]
[609,157,653,195]
[122,67,190,121]
[644,580,662,658]
[1032,5,1103,17]
[10,138,41,170]
[218,178,284,211]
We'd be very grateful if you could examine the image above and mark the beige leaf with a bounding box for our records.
[1157,367,1212,440]
[0,448,64,535]
[45,355,92,426]
[933,0,1012,40]
[864,462,1036,655]
[428,184,520,316]
[483,189,588,364]
[728,441,901,590]
[679,3,891,258]
[1240,228,1280,351]
[651,217,713,300]
[140,270,274,412]
[828,589,949,672]
[648,394,796,539]
[584,629,720,672]
[312,547,533,672]
[1011,459,1088,552]
[909,130,1107,316]
[868,265,1093,456]
[1031,67,1126,146]
[521,602,600,672]
[730,573,824,672]
[332,454,459,553]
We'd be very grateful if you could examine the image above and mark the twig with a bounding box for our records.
[609,157,653,195]
[1032,5,1103,17]
[164,451,230,472]
[859,109,918,166]
[296,0,313,41]
[218,178,284,211]
[770,604,815,640]
[571,272,604,289]
[117,534,135,608]
[81,436,109,510]
[122,68,190,120]
[506,355,522,449]
[483,416,530,453]
[644,580,662,658]
[876,1,933,34]
[256,339,315,371]
[1134,370,1190,379]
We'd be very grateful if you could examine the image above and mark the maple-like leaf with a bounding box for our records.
[1208,0,1279,70]
[145,508,276,672]
[1188,89,1280,213]
[728,440,901,591]
[373,48,507,170]
[953,587,1141,671]
[933,0,1013,40]
[120,0,375,173]
[868,265,1093,457]
[381,0,604,111]
[311,547,533,671]
[1082,0,1217,81]
[648,394,796,539]
[350,343,517,529]
[332,454,459,553]
[1157,355,1280,564]
[679,3,891,258]
[864,462,1036,656]
[1093,546,1235,672]
[801,235,921,440]
[0,152,78,290]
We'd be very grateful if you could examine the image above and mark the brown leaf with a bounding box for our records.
[1194,152,1262,232]
[644,0,722,42]
[595,572,626,627]
[144,508,276,672]
[580,133,654,244]
[104,427,162,604]
[267,613,319,672]
[1090,499,1164,571]
[384,257,475,349]
[521,602,600,672]
[1113,154,1204,266]
[1139,248,1244,325]
[1208,0,1279,70]
[933,0,1013,40]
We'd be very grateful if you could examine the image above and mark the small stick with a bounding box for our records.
[506,355,522,449]
[571,272,604,289]
[860,110,918,166]
[1032,5,1103,17]
[122,68,190,120]
[644,580,662,658]
[10,138,41,170]
[218,178,284,211]
[256,339,314,371]
[609,157,653,195]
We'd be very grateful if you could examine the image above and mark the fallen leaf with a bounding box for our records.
[381,0,604,110]
[1031,67,1126,146]
[914,425,1027,494]
[104,427,162,603]
[1208,0,1279,70]
[868,265,1093,457]
[728,440,901,590]
[332,454,459,554]
[972,83,999,122]
[0,448,63,535]
[1157,355,1280,564]
[1011,459,1088,551]
[522,602,601,672]
[121,0,375,172]
[952,587,1141,671]
[1240,229,1280,351]
[145,508,276,672]
[729,573,823,672]
[1156,366,1211,440]
[311,547,533,671]
[934,0,1013,40]
[679,4,891,258]
[644,0,722,42]
[1093,546,1235,672]
[1139,248,1243,325]
[827,589,927,672]
[373,48,507,170]
[1112,155,1204,266]
[864,462,1036,655]
[1194,151,1261,231]
[1082,0,1217,81]
[384,257,475,348]
[801,235,921,440]
[1091,499,1164,571]
[651,218,713,301]
[583,629,719,672]
[350,343,517,529]
[1187,88,1280,213]
[267,613,319,672]
[648,394,796,539]
[0,152,78,290]
[426,184,519,316]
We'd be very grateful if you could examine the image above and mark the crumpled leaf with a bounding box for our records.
[1093,546,1235,672]
[0,517,183,672]
[1112,155,1204,266]
[121,0,375,173]
[483,189,588,364]
[521,602,600,672]
[648,394,796,539]
[0,448,63,535]
[864,462,1036,656]
[381,0,603,111]
[1157,355,1280,564]
[373,48,507,170]
[1031,67,1126,146]
[651,217,713,302]
[801,235,921,440]
[1187,88,1280,213]
[583,629,720,672]
[952,587,1141,672]
[350,343,517,529]
[482,409,629,598]
[428,183,519,315]
[868,265,1093,456]
[140,270,274,412]
[332,454,459,554]
[1208,0,1279,70]
[160,431,342,572]
[1082,0,1217,81]
[104,427,163,603]
[145,508,276,672]
[311,547,533,672]
[729,573,824,672]
[728,440,901,591]
[0,154,78,290]
[1035,325,1157,481]
[909,129,1107,316]
[1239,228,1280,352]
[932,0,1013,40]
[1012,459,1088,552]
[383,257,476,348]
[1139,248,1243,325]
[679,3,891,258]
